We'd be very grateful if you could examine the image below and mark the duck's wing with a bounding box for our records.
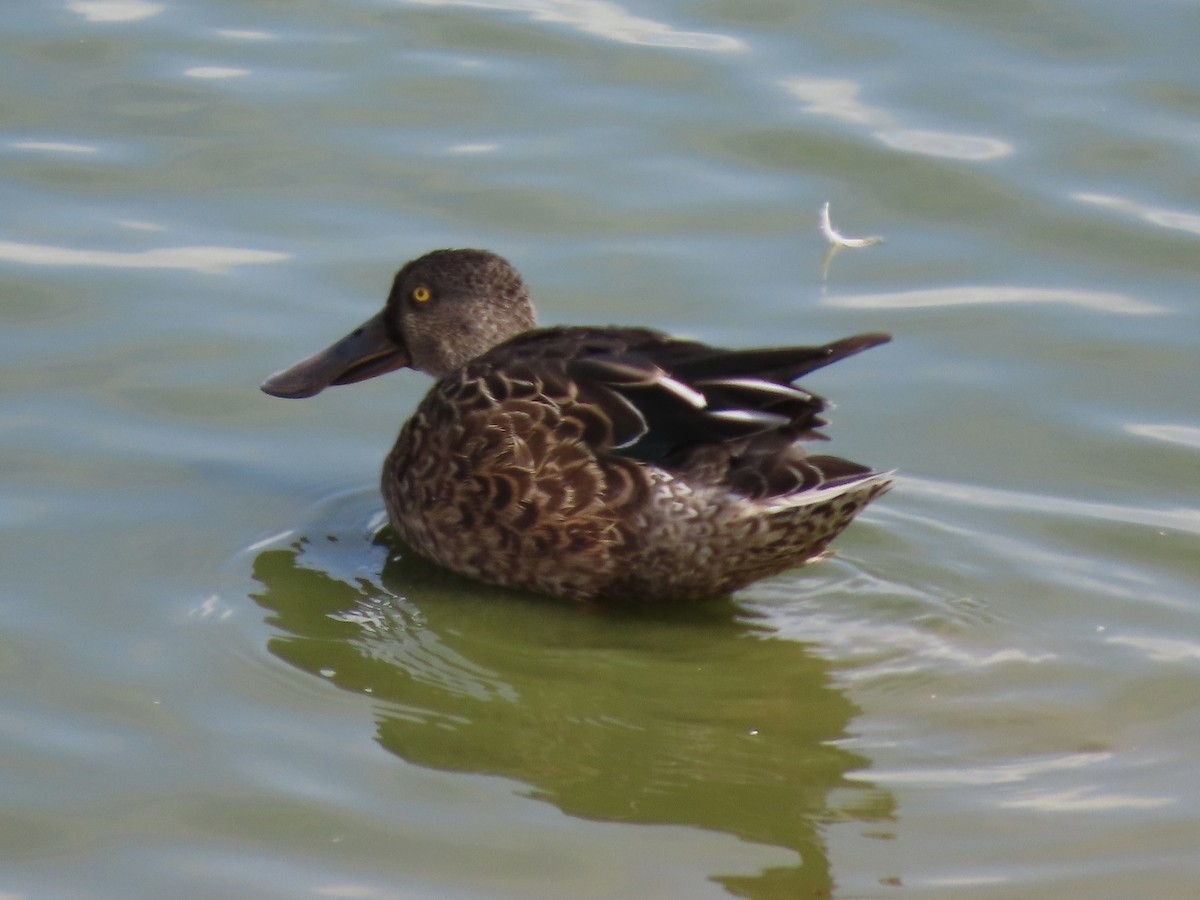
[462,326,890,500]
[562,331,891,463]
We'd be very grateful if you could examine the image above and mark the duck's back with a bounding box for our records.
[382,324,891,602]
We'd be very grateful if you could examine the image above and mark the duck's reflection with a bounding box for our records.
[250,529,893,898]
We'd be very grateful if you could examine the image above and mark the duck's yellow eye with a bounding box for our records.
[412,284,432,304]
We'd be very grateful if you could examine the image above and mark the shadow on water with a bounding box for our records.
[249,519,894,899]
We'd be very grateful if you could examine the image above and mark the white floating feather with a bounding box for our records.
[819,202,883,249]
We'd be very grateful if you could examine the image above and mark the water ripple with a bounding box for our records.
[1127,423,1200,450]
[998,787,1174,812]
[781,77,1013,160]
[780,78,882,126]
[0,239,290,274]
[1104,635,1200,664]
[9,140,98,155]
[403,0,745,51]
[775,612,1055,682]
[874,128,1012,161]
[901,475,1200,538]
[65,0,163,23]
[851,750,1111,787]
[184,67,251,80]
[1073,191,1200,238]
[824,285,1163,315]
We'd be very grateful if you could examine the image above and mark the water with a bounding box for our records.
[3,0,1199,896]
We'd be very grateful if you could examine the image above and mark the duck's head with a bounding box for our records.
[261,248,537,398]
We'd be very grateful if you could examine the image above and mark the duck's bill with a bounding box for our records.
[260,312,409,398]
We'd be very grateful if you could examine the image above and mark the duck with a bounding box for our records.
[262,248,893,602]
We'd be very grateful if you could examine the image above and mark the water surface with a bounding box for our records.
[3,0,1199,897]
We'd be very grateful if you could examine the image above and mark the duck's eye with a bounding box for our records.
[411,284,432,304]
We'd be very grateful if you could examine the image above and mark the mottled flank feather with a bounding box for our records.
[262,249,893,602]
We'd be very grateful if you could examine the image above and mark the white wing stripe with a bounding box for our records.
[655,372,708,408]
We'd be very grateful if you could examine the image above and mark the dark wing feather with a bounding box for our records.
[564,331,890,463]
[652,332,891,383]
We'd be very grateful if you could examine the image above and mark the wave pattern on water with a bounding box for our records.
[8,0,1200,896]
[1073,191,1200,238]
[781,77,1014,161]
[825,285,1163,315]
[65,0,163,23]
[402,0,745,51]
[0,239,290,273]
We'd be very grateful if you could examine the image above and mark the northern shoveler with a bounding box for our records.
[262,249,892,601]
